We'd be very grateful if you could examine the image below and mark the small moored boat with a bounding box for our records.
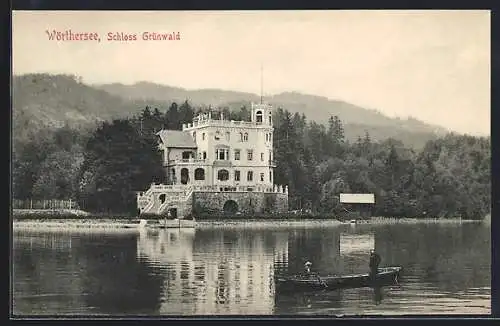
[144,218,196,229]
[275,266,402,293]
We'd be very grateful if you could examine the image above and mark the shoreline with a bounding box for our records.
[12,217,485,233]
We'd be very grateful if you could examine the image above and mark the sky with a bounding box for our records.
[12,10,490,135]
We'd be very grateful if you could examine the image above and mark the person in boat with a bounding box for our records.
[304,261,312,274]
[303,261,327,288]
[369,249,381,279]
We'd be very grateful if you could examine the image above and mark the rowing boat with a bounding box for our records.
[275,266,402,293]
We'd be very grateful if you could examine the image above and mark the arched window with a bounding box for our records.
[243,133,249,142]
[181,168,189,185]
[170,169,176,184]
[194,168,205,181]
[268,112,272,125]
[215,130,221,140]
[256,110,263,123]
[217,169,230,181]
[240,132,243,142]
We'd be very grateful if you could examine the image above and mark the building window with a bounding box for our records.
[235,170,241,181]
[216,148,229,160]
[240,132,243,142]
[194,168,205,181]
[215,130,221,140]
[181,168,189,185]
[218,169,229,181]
[182,151,191,160]
[247,171,253,181]
[260,152,264,161]
[270,171,272,183]
[260,173,265,181]
[203,151,207,159]
[170,168,176,184]
[247,150,253,161]
[243,133,248,142]
[234,149,241,160]
[192,131,196,140]
[225,131,230,141]
[256,110,263,123]
[202,133,206,140]
[268,112,272,125]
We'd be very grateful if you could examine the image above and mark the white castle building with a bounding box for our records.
[136,102,289,218]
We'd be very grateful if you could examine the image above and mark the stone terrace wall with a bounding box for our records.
[192,192,288,215]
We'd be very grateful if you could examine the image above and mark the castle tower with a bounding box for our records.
[250,102,273,126]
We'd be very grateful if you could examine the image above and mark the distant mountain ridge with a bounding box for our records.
[96,81,448,135]
[13,74,449,150]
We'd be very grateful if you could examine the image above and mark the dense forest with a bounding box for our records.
[12,98,491,219]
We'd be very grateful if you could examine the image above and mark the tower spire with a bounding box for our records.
[260,63,264,104]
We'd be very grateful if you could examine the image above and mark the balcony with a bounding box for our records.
[167,158,208,166]
[182,119,271,130]
[213,160,232,167]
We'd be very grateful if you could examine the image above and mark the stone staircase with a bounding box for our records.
[138,184,194,217]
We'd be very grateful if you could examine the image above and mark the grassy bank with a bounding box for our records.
[196,219,343,229]
[368,216,484,224]
[12,209,136,220]
[13,219,143,233]
[193,212,343,220]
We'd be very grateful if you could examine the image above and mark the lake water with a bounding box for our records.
[11,222,491,316]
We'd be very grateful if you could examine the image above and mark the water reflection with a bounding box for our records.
[373,286,383,305]
[136,228,289,314]
[12,223,491,316]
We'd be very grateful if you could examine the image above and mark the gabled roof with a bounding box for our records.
[156,130,197,149]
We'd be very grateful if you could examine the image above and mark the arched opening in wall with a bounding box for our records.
[168,208,178,219]
[159,194,166,204]
[256,110,263,123]
[194,168,205,181]
[217,169,229,181]
[268,112,272,125]
[170,168,176,184]
[223,200,239,215]
[181,168,189,184]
